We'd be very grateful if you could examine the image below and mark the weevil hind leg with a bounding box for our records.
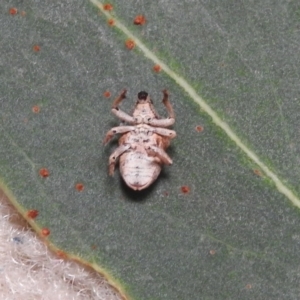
[146,145,173,165]
[108,144,131,175]
[111,89,136,124]
[103,126,135,145]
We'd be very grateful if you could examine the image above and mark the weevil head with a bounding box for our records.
[133,91,158,120]
[137,91,150,103]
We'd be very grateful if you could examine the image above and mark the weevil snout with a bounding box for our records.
[138,91,148,100]
[137,91,152,104]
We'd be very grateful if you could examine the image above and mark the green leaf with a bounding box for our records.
[1,0,300,299]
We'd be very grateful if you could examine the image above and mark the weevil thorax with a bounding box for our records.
[132,91,158,123]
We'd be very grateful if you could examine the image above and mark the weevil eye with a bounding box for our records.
[138,91,148,100]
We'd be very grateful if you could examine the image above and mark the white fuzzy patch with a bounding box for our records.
[0,196,122,300]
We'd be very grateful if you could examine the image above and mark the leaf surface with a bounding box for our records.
[1,0,300,299]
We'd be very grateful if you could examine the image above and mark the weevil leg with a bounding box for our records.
[150,127,177,139]
[146,145,173,165]
[109,144,131,176]
[148,90,175,127]
[112,89,127,109]
[162,89,175,119]
[148,117,174,127]
[112,109,136,124]
[111,89,136,124]
[103,126,136,145]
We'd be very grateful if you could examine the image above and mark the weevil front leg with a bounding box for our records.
[109,144,131,176]
[146,145,173,165]
[148,89,175,127]
[162,89,175,119]
[111,89,136,124]
[103,126,136,145]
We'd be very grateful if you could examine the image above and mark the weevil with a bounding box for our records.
[104,89,176,191]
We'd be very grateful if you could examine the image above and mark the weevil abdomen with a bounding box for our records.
[119,151,161,191]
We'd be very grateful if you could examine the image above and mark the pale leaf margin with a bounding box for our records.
[90,0,300,208]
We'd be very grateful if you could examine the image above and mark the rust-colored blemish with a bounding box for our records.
[75,183,84,192]
[39,168,49,178]
[91,244,97,250]
[103,91,111,98]
[133,15,146,25]
[103,3,113,11]
[163,191,169,197]
[9,8,18,15]
[245,284,252,289]
[108,19,115,26]
[32,105,40,113]
[56,250,67,259]
[41,228,50,237]
[195,125,203,132]
[27,209,39,219]
[153,64,161,73]
[181,185,190,194]
[209,249,216,255]
[20,11,26,17]
[253,169,263,177]
[125,39,135,50]
[33,45,41,52]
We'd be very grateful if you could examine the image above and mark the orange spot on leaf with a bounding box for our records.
[20,11,26,17]
[133,15,146,25]
[181,185,190,194]
[9,8,18,15]
[33,45,41,52]
[41,228,50,237]
[209,249,216,255]
[103,3,113,11]
[56,250,67,259]
[103,91,111,98]
[253,169,263,177]
[39,168,49,178]
[27,209,39,219]
[195,125,204,132]
[153,64,161,72]
[32,105,40,113]
[245,284,252,289]
[108,19,115,26]
[125,39,135,50]
[75,183,84,192]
